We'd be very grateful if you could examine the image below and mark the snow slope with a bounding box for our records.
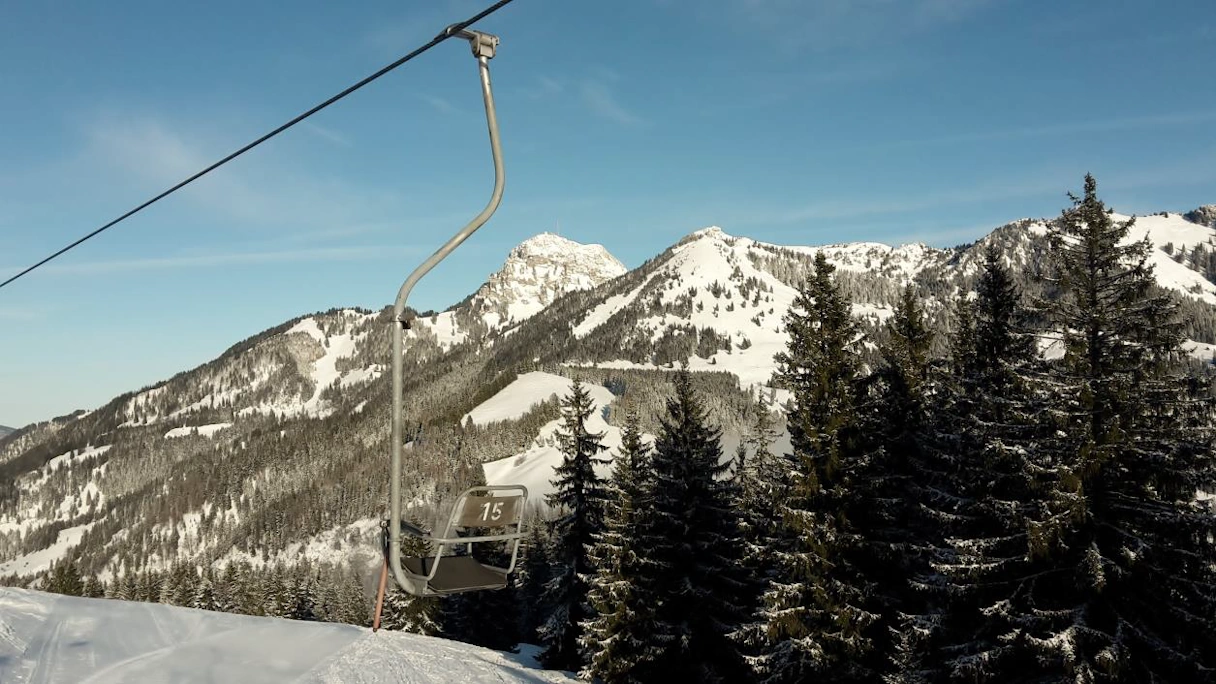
[481,373,625,502]
[0,588,575,684]
[1118,212,1216,304]
[0,524,97,577]
[463,372,590,425]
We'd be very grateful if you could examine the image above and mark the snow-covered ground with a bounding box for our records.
[480,373,622,501]
[0,524,97,577]
[165,423,232,439]
[463,372,594,426]
[0,588,575,684]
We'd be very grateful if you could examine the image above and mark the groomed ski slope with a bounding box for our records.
[0,588,575,684]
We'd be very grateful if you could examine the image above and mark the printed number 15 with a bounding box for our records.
[480,501,504,521]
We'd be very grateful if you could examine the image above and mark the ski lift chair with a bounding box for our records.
[397,484,528,596]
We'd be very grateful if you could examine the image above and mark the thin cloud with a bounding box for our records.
[757,177,1065,225]
[886,110,1216,149]
[581,81,645,126]
[724,0,995,51]
[733,156,1216,229]
[300,121,351,146]
[0,245,422,278]
[0,307,43,321]
[517,75,564,100]
[81,114,402,229]
[420,94,460,115]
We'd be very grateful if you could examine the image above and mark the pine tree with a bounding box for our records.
[928,242,1052,682]
[45,560,84,597]
[286,568,318,621]
[214,562,237,608]
[581,412,659,683]
[517,518,554,644]
[863,283,961,683]
[193,571,220,612]
[733,392,793,661]
[1013,174,1216,681]
[443,571,521,651]
[337,566,370,626]
[116,568,139,602]
[82,575,105,599]
[382,524,441,635]
[538,380,611,670]
[761,252,875,683]
[638,369,752,683]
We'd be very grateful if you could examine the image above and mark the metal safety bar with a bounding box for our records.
[388,29,505,596]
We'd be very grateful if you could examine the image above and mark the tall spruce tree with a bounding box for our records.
[581,412,658,683]
[636,369,751,682]
[734,384,796,662]
[538,380,611,670]
[928,243,1054,682]
[518,518,554,644]
[761,252,875,683]
[381,520,442,635]
[1019,174,1216,681]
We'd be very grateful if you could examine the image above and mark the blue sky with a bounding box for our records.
[2,0,1214,427]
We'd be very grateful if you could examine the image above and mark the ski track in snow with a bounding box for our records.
[0,589,576,684]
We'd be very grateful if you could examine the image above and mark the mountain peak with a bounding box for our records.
[1184,205,1216,228]
[512,232,586,256]
[688,225,732,240]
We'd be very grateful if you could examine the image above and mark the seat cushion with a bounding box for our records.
[403,555,508,594]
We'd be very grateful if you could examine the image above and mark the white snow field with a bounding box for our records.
[0,588,574,684]
[480,373,621,502]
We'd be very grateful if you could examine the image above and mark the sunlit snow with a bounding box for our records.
[0,588,575,684]
[164,423,232,439]
[0,523,97,577]
[481,374,628,501]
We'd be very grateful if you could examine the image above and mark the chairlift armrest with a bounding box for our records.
[428,532,524,546]
[400,520,429,538]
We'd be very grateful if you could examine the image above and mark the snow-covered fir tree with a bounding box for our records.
[517,518,554,644]
[638,369,751,683]
[760,251,876,683]
[733,386,794,660]
[538,380,611,670]
[926,243,1052,681]
[858,284,957,683]
[379,524,441,635]
[1016,174,1216,681]
[82,575,105,598]
[193,571,220,612]
[581,412,658,683]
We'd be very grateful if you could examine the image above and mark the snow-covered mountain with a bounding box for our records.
[0,587,575,683]
[1185,204,1216,228]
[2,205,1213,595]
[411,232,626,348]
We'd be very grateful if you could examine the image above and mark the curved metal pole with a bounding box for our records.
[389,34,504,595]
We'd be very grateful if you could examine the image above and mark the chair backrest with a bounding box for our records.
[454,493,524,528]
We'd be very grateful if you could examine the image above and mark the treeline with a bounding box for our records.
[36,558,370,625]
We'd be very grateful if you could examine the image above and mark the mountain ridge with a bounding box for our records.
[1,204,1213,587]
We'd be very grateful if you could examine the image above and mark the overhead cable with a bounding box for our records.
[0,0,518,291]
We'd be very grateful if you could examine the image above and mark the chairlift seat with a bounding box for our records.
[397,484,528,597]
[403,555,509,594]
